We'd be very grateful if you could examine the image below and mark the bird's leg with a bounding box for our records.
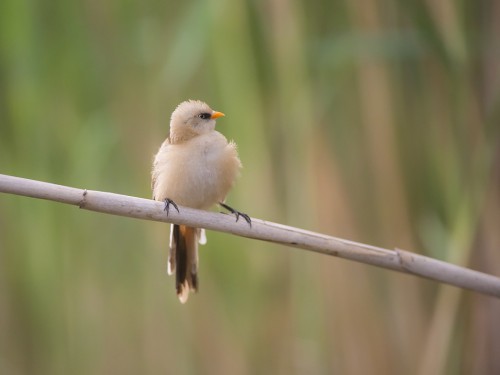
[219,202,252,227]
[164,198,180,216]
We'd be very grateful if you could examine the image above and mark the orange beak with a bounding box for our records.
[211,111,225,120]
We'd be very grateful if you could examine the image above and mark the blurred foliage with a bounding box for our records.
[1,0,500,374]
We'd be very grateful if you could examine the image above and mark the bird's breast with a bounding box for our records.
[152,132,241,209]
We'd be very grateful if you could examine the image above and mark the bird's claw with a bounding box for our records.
[164,198,179,215]
[220,202,252,227]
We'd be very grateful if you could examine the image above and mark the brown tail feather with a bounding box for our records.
[170,224,198,303]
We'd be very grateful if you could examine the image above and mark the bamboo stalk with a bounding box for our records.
[1,173,499,298]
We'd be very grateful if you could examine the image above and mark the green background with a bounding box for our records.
[1,0,499,374]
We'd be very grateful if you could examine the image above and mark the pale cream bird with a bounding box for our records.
[152,100,250,303]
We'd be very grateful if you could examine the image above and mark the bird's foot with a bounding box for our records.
[219,202,251,227]
[163,198,179,215]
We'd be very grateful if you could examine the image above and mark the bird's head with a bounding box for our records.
[169,100,225,143]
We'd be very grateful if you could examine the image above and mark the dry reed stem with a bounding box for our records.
[1,173,499,298]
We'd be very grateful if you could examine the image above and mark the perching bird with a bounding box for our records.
[152,100,250,303]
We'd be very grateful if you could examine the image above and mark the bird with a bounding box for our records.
[152,100,250,303]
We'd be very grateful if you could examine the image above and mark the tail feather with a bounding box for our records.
[167,224,175,275]
[170,224,198,303]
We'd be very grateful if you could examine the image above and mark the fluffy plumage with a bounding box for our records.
[152,100,241,303]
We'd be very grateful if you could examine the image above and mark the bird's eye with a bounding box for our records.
[198,113,211,120]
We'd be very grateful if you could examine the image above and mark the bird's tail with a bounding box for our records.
[168,224,199,303]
